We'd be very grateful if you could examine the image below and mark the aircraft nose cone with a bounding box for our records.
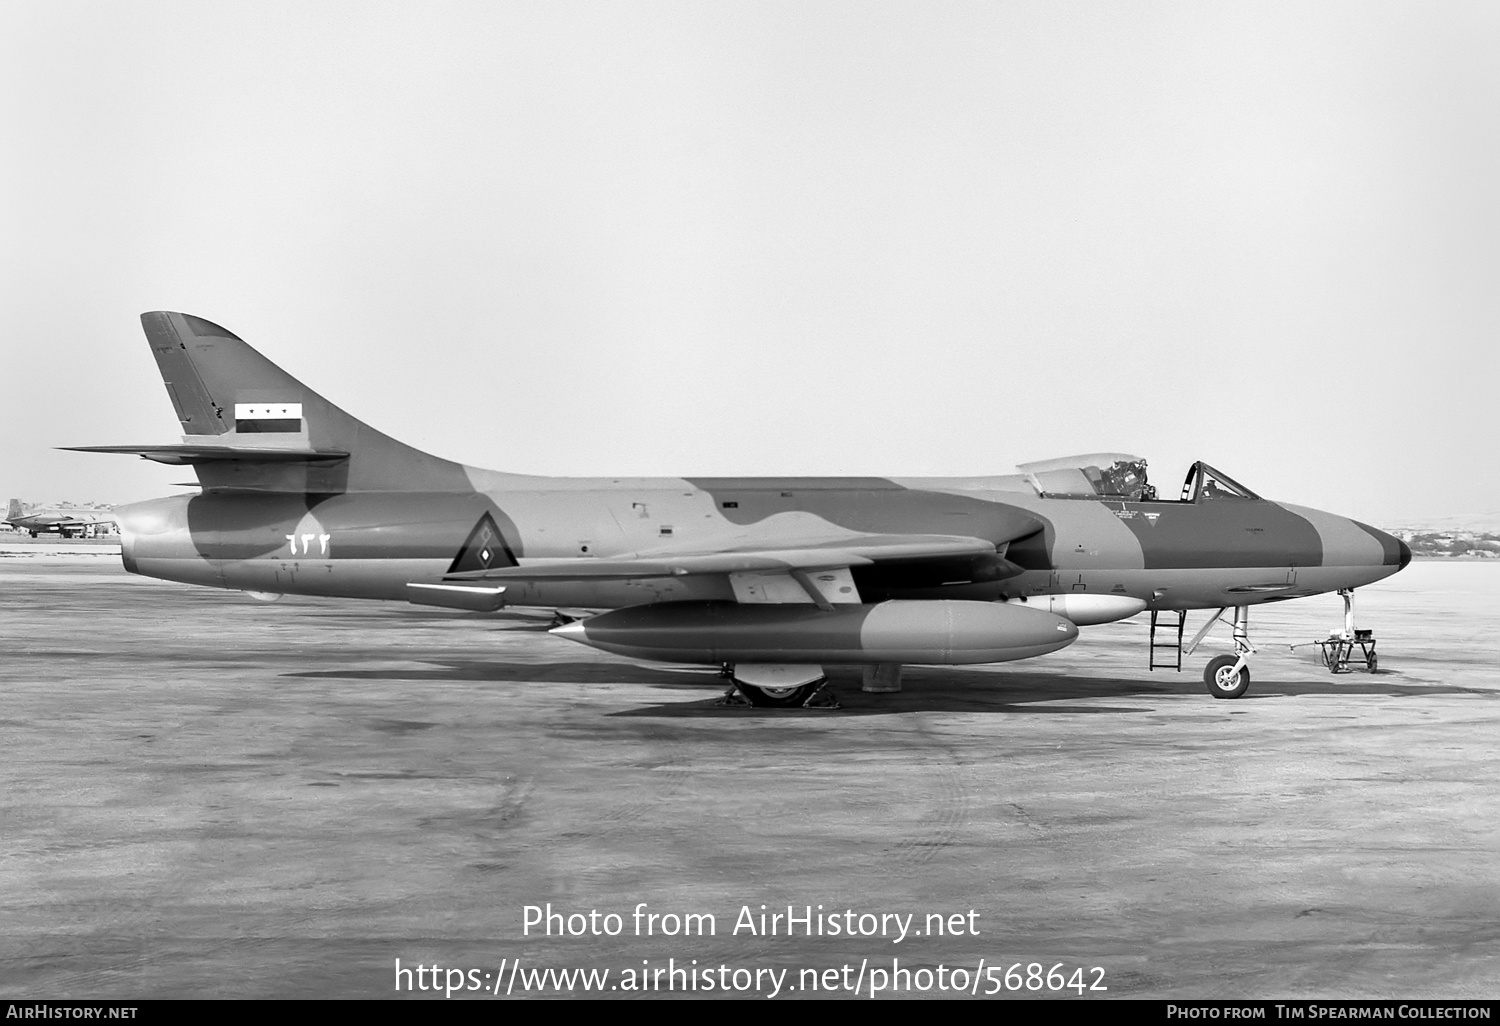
[1366,524,1410,569]
[1345,519,1410,572]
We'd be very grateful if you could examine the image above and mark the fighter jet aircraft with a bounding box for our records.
[68,312,1410,706]
[5,499,115,538]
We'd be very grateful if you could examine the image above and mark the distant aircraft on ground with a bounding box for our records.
[68,312,1409,706]
[5,499,115,538]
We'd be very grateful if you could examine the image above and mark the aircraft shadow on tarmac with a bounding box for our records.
[281,661,1492,715]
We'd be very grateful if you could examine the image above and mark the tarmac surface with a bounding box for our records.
[2,550,1497,1000]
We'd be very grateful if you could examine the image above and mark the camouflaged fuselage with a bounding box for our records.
[117,469,1408,611]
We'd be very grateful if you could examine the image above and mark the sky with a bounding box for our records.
[2,1,1496,524]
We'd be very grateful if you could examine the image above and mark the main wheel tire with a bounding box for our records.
[1368,653,1378,673]
[735,680,823,708]
[1204,655,1250,699]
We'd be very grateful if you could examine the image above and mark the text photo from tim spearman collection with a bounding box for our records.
[394,903,1109,998]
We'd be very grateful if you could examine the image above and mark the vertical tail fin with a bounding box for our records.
[7,499,22,521]
[135,312,471,493]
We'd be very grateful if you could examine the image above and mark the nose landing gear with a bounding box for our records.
[1187,606,1256,699]
[1204,654,1250,699]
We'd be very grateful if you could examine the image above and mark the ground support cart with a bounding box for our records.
[1312,630,1377,674]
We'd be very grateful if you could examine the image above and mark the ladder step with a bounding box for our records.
[1148,609,1185,671]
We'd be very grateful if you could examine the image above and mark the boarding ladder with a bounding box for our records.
[1149,609,1184,671]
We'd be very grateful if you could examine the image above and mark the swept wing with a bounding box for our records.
[444,533,1016,582]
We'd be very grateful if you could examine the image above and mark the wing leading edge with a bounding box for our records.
[442,530,1035,584]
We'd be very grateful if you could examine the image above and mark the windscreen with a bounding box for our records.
[1185,462,1261,502]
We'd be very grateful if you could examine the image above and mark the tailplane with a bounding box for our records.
[66,312,472,493]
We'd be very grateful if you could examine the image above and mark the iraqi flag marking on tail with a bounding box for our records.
[234,403,303,433]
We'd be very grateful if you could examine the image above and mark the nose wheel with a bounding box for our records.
[1204,654,1250,699]
[1188,605,1257,699]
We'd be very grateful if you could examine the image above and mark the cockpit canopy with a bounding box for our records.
[1016,453,1155,501]
[1013,454,1261,503]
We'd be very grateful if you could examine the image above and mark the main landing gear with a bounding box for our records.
[734,680,826,707]
[1186,606,1256,699]
[717,664,839,709]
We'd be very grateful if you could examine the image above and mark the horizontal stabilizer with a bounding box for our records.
[60,444,350,466]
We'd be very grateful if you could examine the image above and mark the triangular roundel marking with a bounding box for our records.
[448,512,519,573]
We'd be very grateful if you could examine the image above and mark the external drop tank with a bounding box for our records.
[551,599,1079,666]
